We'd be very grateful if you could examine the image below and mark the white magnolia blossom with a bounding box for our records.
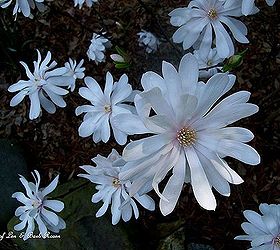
[137,30,160,53]
[113,53,260,215]
[87,33,111,64]
[64,58,85,92]
[169,0,249,58]
[12,170,65,240]
[241,0,276,16]
[193,48,224,79]
[8,50,72,120]
[235,203,280,250]
[76,72,136,145]
[78,149,155,225]
[0,0,45,17]
[73,0,98,8]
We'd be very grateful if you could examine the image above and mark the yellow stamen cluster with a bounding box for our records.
[177,127,196,147]
[104,105,112,113]
[208,9,218,20]
[112,178,121,188]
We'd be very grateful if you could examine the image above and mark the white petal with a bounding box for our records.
[185,147,216,210]
[41,208,59,226]
[217,139,260,165]
[159,151,186,216]
[179,53,199,95]
[141,71,166,93]
[43,200,64,212]
[111,113,149,135]
[10,91,27,107]
[41,175,59,197]
[29,91,41,120]
[111,189,122,225]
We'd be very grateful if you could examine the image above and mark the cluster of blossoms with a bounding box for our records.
[5,0,278,248]
[8,50,85,119]
[0,0,46,18]
[112,53,260,214]
[137,30,160,53]
[78,149,155,225]
[87,33,112,64]
[75,72,136,145]
[169,0,276,60]
[235,203,280,249]
[242,0,276,15]
[12,171,65,240]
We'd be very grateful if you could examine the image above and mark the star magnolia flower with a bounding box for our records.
[75,72,136,145]
[8,50,72,120]
[12,170,65,240]
[235,203,280,249]
[169,0,249,58]
[241,0,276,16]
[137,30,160,53]
[87,33,111,64]
[64,58,85,92]
[0,0,45,17]
[78,149,155,225]
[73,0,98,8]
[193,48,224,79]
[113,53,260,215]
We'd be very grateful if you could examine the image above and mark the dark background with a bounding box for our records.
[0,0,279,249]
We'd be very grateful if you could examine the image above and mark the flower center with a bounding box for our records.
[104,105,112,113]
[177,127,196,147]
[32,199,42,209]
[274,235,280,247]
[207,60,212,66]
[208,9,218,20]
[112,178,121,188]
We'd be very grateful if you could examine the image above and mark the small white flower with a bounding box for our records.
[137,30,160,53]
[235,203,280,249]
[76,72,136,145]
[241,0,276,16]
[193,48,224,79]
[110,54,125,63]
[8,50,72,120]
[64,58,85,92]
[87,33,111,64]
[1,0,45,17]
[73,0,98,9]
[113,53,260,215]
[78,149,155,225]
[12,170,65,241]
[169,0,249,58]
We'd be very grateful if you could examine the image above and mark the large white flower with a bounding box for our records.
[76,72,135,145]
[0,0,45,17]
[193,48,224,79]
[8,50,72,120]
[137,30,160,53]
[113,53,260,215]
[64,58,85,92]
[169,0,249,58]
[73,0,98,9]
[87,33,111,64]
[78,149,155,225]
[235,203,280,249]
[241,0,276,16]
[12,170,65,240]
